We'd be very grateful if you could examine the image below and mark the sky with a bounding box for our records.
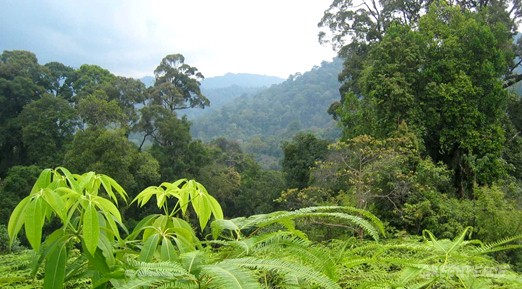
[0,0,337,79]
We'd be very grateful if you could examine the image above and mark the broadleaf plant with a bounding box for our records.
[8,167,128,289]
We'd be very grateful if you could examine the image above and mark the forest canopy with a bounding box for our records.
[2,0,522,287]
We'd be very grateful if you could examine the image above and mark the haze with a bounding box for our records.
[0,0,337,78]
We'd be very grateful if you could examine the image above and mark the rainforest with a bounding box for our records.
[2,0,522,288]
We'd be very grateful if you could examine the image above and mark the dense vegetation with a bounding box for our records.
[2,0,522,287]
[181,73,284,119]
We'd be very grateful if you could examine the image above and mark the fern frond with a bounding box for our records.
[113,277,176,289]
[113,276,199,289]
[200,262,263,289]
[223,257,341,289]
[476,234,522,254]
[229,206,383,241]
[119,258,197,289]
[480,271,522,285]
[125,259,188,275]
[248,232,339,280]
[340,239,432,261]
[303,206,386,237]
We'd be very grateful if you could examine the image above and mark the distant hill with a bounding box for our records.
[140,76,155,87]
[201,73,284,89]
[191,58,343,168]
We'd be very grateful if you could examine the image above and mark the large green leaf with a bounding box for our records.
[175,179,190,215]
[170,217,199,252]
[43,241,67,289]
[25,196,46,251]
[126,214,158,241]
[139,233,161,262]
[7,196,30,246]
[94,196,122,223]
[99,174,127,204]
[42,188,67,221]
[83,202,100,256]
[160,237,177,261]
[188,181,212,230]
[98,233,115,266]
[31,168,53,194]
[32,229,70,278]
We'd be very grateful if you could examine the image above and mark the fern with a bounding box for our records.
[248,233,338,280]
[337,228,522,288]
[223,257,341,289]
[475,234,522,254]
[116,259,198,288]
[214,206,384,241]
[200,263,263,289]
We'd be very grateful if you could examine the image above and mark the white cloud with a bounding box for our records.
[0,0,336,78]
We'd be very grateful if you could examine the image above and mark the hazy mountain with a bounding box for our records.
[201,73,284,89]
[140,76,155,87]
[191,58,343,168]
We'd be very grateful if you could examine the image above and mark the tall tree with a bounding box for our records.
[135,54,211,181]
[42,61,75,98]
[319,0,521,116]
[0,51,48,176]
[321,1,517,197]
[17,94,78,167]
[150,54,209,112]
[282,133,329,189]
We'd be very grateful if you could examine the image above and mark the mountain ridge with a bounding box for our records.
[190,58,343,168]
[140,73,284,89]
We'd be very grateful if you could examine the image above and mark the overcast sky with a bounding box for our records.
[0,0,337,79]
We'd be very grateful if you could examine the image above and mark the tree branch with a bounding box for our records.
[503,74,522,88]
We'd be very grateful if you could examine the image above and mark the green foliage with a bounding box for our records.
[0,51,48,176]
[324,1,518,196]
[285,129,427,218]
[17,94,77,167]
[336,227,522,288]
[63,129,160,197]
[282,132,329,189]
[196,138,285,218]
[0,165,42,226]
[0,50,151,178]
[133,179,223,231]
[5,168,393,288]
[151,54,209,112]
